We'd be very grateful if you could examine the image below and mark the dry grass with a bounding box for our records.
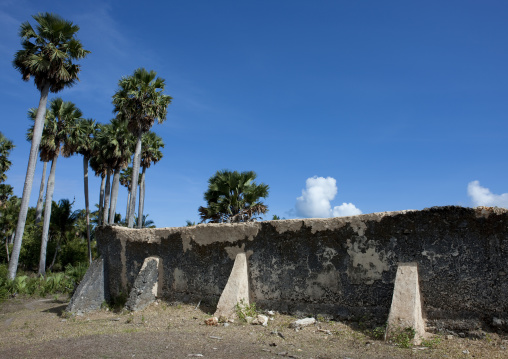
[0,297,507,358]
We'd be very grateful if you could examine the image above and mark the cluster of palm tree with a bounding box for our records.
[7,13,171,280]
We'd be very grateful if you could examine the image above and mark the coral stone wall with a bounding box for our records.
[96,206,508,329]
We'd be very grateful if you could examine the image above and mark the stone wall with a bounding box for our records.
[95,206,508,330]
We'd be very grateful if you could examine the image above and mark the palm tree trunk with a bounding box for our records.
[8,83,50,280]
[39,152,59,276]
[125,188,131,223]
[5,240,10,263]
[35,161,48,224]
[103,168,112,225]
[127,134,142,228]
[98,173,106,226]
[83,156,92,264]
[137,166,146,228]
[109,168,121,224]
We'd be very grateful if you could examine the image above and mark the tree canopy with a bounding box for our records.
[13,12,90,92]
[199,170,269,223]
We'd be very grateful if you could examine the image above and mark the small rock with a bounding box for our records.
[187,355,203,357]
[204,317,218,326]
[209,336,222,340]
[317,329,332,335]
[269,342,277,347]
[252,314,269,326]
[500,346,506,350]
[267,310,275,316]
[462,350,470,354]
[245,316,254,324]
[277,352,288,356]
[445,335,454,340]
[289,318,316,329]
[458,332,465,338]
[223,323,230,327]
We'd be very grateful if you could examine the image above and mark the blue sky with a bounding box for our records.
[1,0,508,228]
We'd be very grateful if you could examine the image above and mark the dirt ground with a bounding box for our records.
[0,296,507,359]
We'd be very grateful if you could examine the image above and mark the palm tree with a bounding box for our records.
[38,98,82,276]
[67,118,98,263]
[26,108,52,224]
[137,131,164,228]
[95,120,134,225]
[198,170,269,223]
[112,68,172,228]
[9,13,90,280]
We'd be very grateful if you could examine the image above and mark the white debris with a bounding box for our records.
[289,317,316,329]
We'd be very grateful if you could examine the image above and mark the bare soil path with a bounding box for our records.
[0,297,506,359]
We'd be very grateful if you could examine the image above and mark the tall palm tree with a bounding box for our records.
[95,120,134,225]
[107,119,134,225]
[9,13,90,280]
[198,170,269,223]
[26,108,52,224]
[112,68,172,228]
[137,131,164,228]
[94,124,112,225]
[67,118,98,263]
[38,98,82,276]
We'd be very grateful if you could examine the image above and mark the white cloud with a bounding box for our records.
[332,203,363,217]
[295,176,362,218]
[467,180,508,208]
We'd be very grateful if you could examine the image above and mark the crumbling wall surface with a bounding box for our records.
[96,206,508,329]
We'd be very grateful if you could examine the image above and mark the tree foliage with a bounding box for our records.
[199,170,269,223]
[0,133,14,185]
[13,12,90,92]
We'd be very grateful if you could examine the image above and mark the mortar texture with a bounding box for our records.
[95,206,508,331]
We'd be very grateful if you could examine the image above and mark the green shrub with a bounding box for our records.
[421,335,441,348]
[371,325,387,340]
[235,299,258,321]
[0,261,89,300]
[391,327,416,348]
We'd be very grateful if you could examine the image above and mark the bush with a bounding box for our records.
[235,299,258,321]
[0,262,89,301]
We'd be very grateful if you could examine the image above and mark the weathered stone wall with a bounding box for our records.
[96,206,508,330]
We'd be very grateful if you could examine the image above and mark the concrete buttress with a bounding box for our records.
[214,252,250,318]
